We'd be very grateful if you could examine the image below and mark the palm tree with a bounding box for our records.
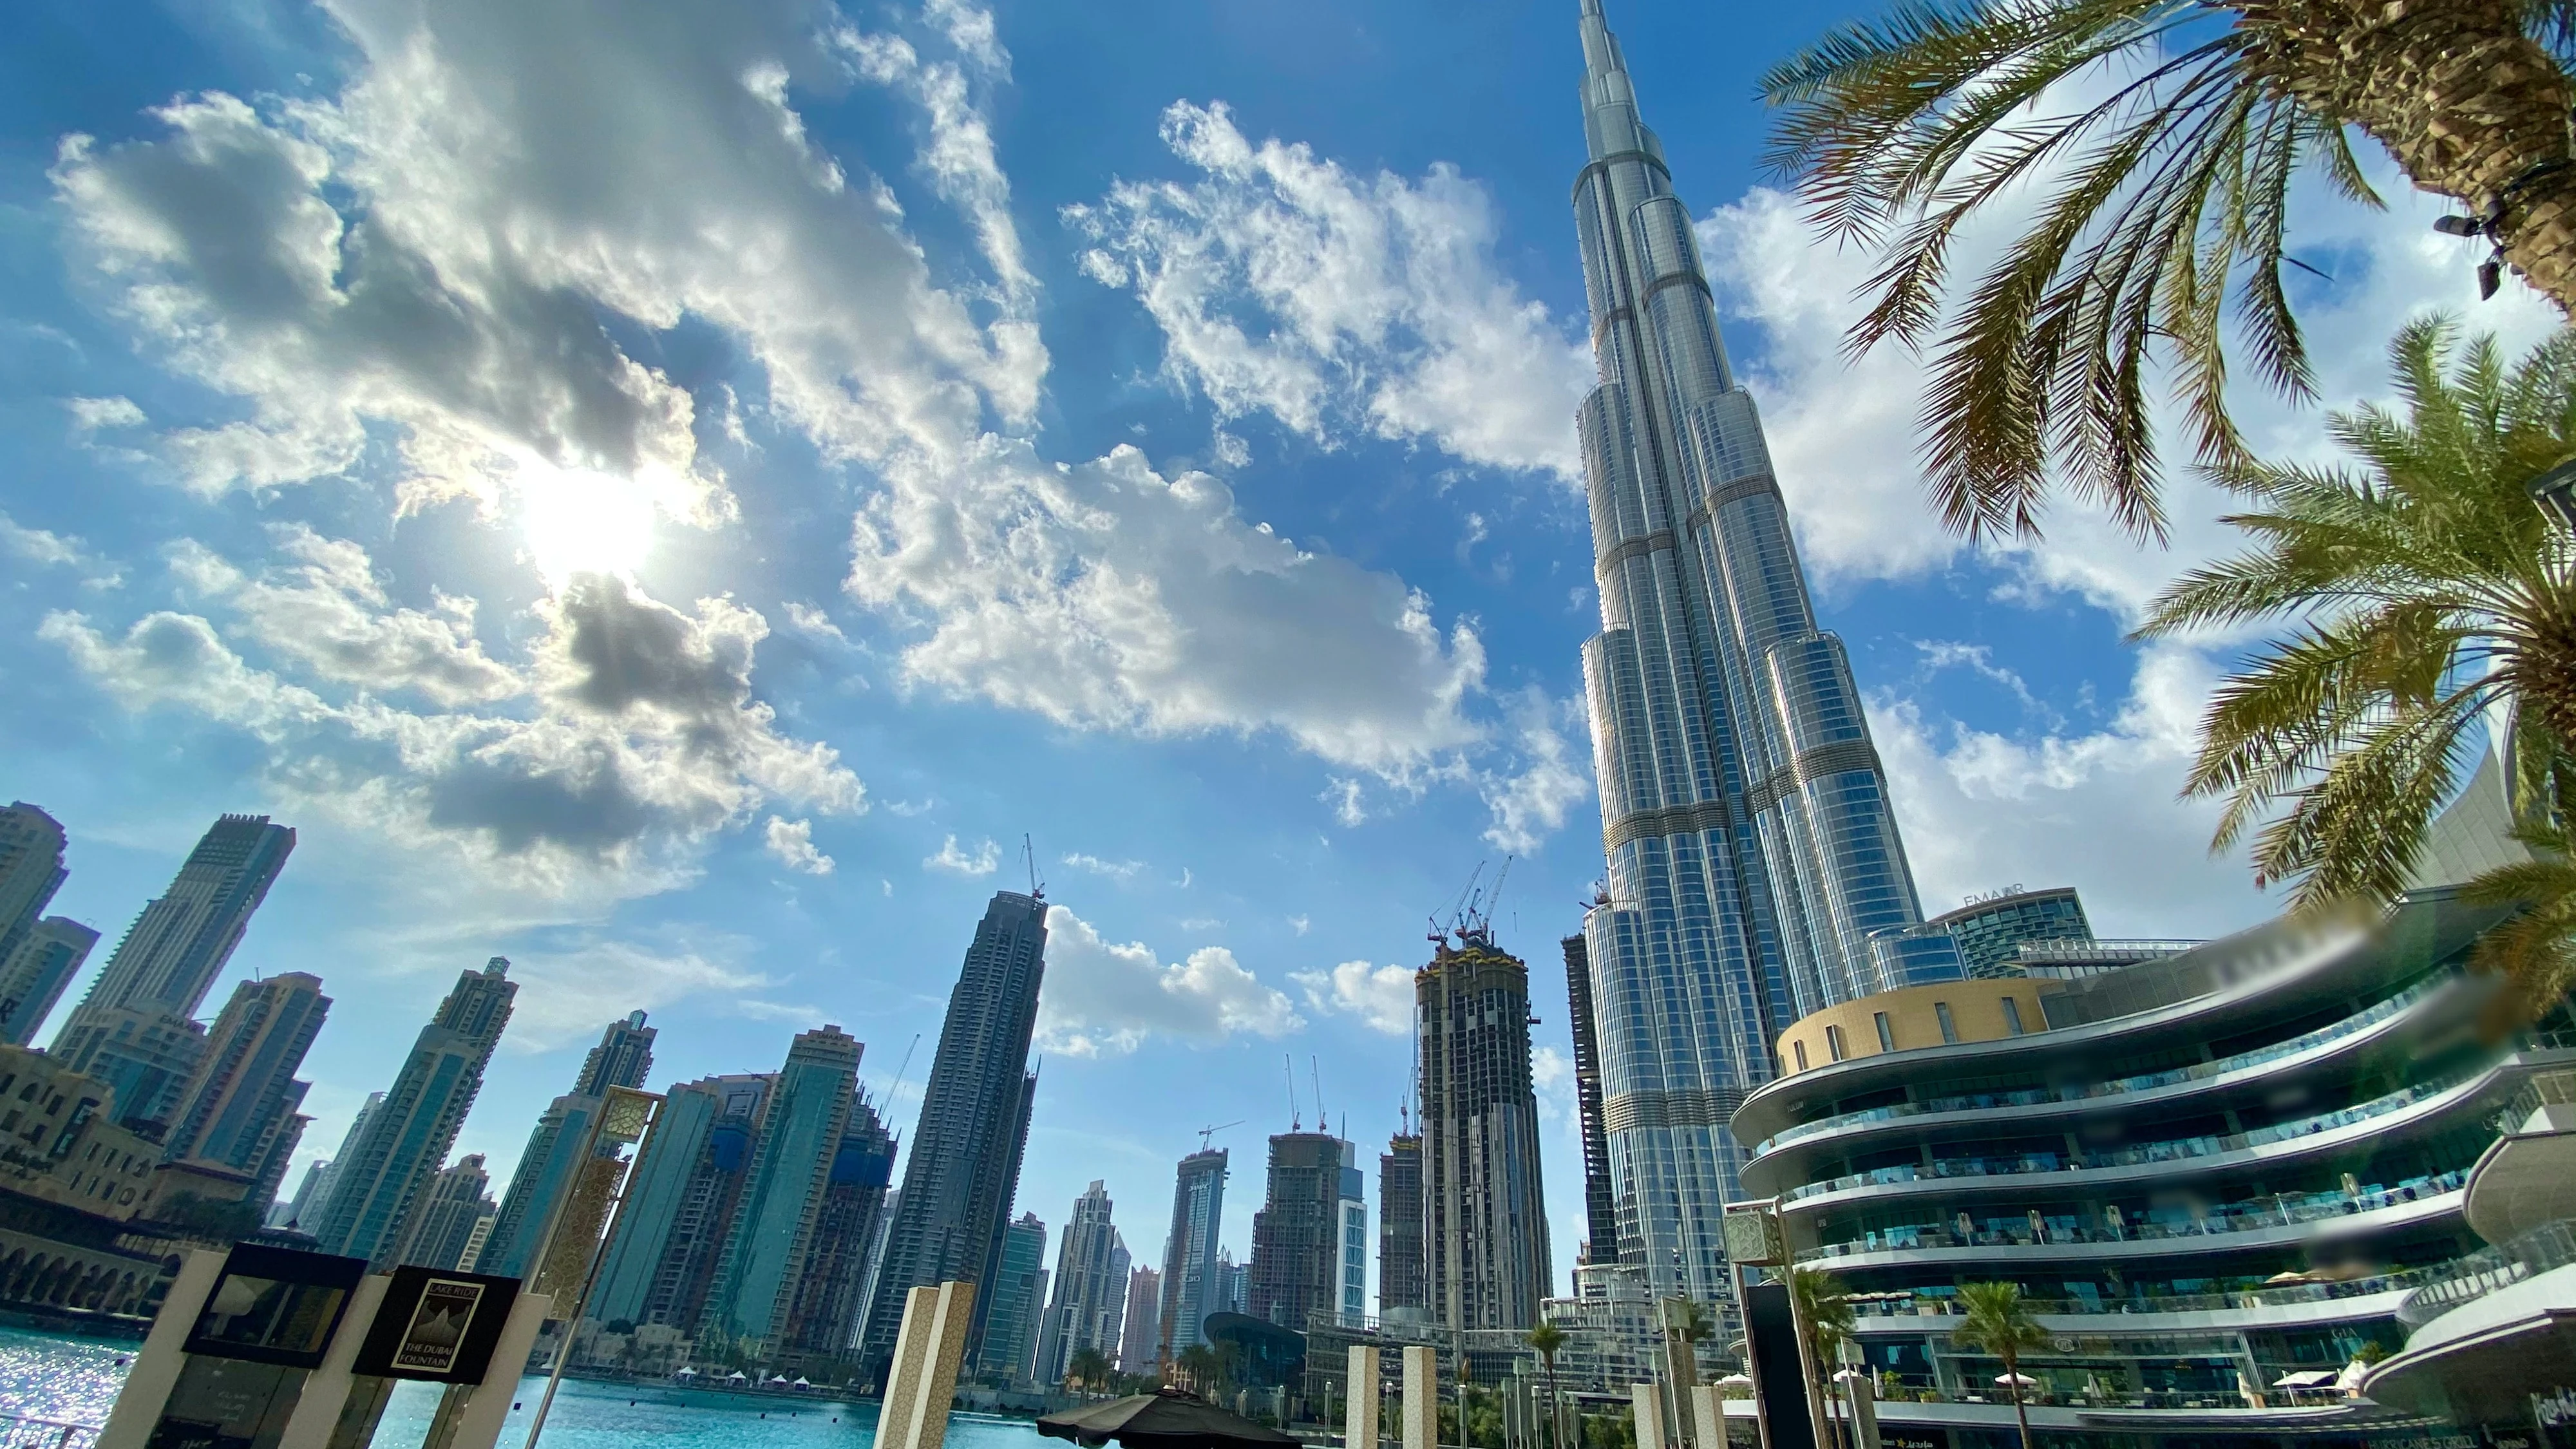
[1528,1319,1568,1449]
[2134,317,2576,1022]
[1067,1347,1115,1395]
[1952,1283,2050,1449]
[1175,1343,1220,1396]
[1790,1269,1858,1449]
[1759,0,2576,545]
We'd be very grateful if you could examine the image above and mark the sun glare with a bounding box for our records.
[518,466,657,585]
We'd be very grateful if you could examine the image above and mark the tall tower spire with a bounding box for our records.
[1567,0,1962,1305]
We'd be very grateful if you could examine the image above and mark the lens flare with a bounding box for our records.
[518,468,656,584]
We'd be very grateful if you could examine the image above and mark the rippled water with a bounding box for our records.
[0,1324,1045,1449]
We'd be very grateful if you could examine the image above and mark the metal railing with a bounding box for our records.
[1844,1262,2447,1320]
[0,1416,102,1449]
[1750,977,2445,1158]
[2396,1218,2576,1329]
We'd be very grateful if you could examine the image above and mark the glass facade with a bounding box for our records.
[1569,0,1956,1303]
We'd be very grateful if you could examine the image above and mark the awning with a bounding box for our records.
[2272,1370,2336,1388]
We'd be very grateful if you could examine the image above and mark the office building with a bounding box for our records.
[1536,1263,1660,1393]
[0,806,69,965]
[1215,1253,1246,1317]
[703,1025,864,1351]
[299,1090,380,1231]
[160,971,329,1211]
[858,889,1048,1380]
[0,918,97,1050]
[978,1211,1048,1384]
[1377,1133,1423,1319]
[1247,1130,1352,1332]
[1036,1181,1128,1384]
[1158,1146,1228,1361]
[480,1011,659,1281]
[1561,935,1620,1264]
[1417,927,1550,1329]
[55,815,296,1130]
[1728,887,2575,1435]
[1117,1265,1160,1375]
[307,956,515,1265]
[1924,886,2095,979]
[781,1089,898,1358]
[1566,0,1958,1302]
[390,1153,496,1271]
[589,1072,772,1332]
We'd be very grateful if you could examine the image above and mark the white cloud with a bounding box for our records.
[492,938,772,1050]
[849,436,1486,774]
[65,395,146,433]
[2,512,97,571]
[1288,914,1311,936]
[781,601,849,645]
[220,526,521,707]
[925,833,999,875]
[1321,778,1367,827]
[1061,852,1146,881]
[1037,905,1300,1056]
[1479,688,1590,853]
[764,815,833,875]
[1290,959,1415,1036]
[1066,100,1590,480]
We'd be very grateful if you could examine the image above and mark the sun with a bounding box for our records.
[517,466,658,585]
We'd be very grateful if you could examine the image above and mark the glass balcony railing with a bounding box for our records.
[1779,1072,2476,1205]
[1749,978,2445,1159]
[2394,1218,2576,1329]
[1837,1260,2455,1320]
[1799,1169,2468,1261]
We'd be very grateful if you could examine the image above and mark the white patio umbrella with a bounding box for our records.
[674,1367,697,1378]
[1995,1374,2038,1387]
[1716,1374,1754,1388]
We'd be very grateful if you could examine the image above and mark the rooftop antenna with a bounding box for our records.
[1285,1053,1301,1131]
[1024,833,1044,899]
[1197,1120,1242,1152]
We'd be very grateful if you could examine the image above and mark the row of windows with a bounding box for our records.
[1790,999,2026,1073]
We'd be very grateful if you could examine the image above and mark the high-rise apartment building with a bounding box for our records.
[1215,1254,1247,1318]
[1157,1146,1228,1362]
[1561,936,1620,1264]
[589,1072,772,1332]
[307,956,515,1265]
[1567,0,1959,1302]
[300,1090,381,1229]
[481,1011,659,1281]
[978,1211,1048,1384]
[0,804,90,1048]
[1036,1181,1128,1385]
[858,889,1048,1380]
[390,1153,496,1271]
[1922,886,2094,979]
[1333,1165,1366,1329]
[56,815,296,1130]
[703,1025,864,1351]
[1247,1131,1351,1332]
[1377,1133,1424,1318]
[161,971,329,1210]
[1417,929,1551,1329]
[781,1090,898,1358]
[1117,1265,1161,1374]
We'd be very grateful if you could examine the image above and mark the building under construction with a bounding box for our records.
[1416,906,1553,1330]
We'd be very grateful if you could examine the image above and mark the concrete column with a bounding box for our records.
[880,1282,977,1449]
[275,1274,392,1449]
[96,1251,227,1449]
[1689,1386,1723,1449]
[449,1291,554,1449]
[1631,1383,1666,1449]
[1347,1347,1382,1449]
[1402,1346,1436,1449]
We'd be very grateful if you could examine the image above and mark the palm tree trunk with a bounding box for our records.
[2005,1356,2032,1449]
[2237,0,2576,312]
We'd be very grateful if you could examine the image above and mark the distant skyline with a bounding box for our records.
[5,0,2557,1306]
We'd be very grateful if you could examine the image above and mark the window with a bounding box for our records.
[2002,997,2027,1036]
[1935,1001,1958,1044]
[1825,1025,1846,1062]
[1873,1012,1896,1052]
[1792,1040,1809,1072]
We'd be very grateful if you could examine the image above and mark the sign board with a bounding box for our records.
[180,1244,368,1370]
[352,1266,524,1384]
[1721,1202,1784,1267]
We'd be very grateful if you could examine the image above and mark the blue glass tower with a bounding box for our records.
[1570,0,1960,1302]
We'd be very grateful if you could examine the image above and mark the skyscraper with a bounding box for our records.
[1568,0,1960,1302]
[1035,1181,1126,1385]
[1417,928,1551,1329]
[0,804,88,1048]
[1560,936,1620,1264]
[162,971,330,1210]
[781,1090,898,1358]
[703,1025,864,1351]
[1247,1131,1349,1332]
[308,956,515,1265]
[480,1011,659,1281]
[858,889,1048,1380]
[1332,1157,1367,1329]
[1377,1133,1424,1318]
[55,816,297,1130]
[391,1153,497,1271]
[1118,1265,1161,1374]
[1157,1146,1228,1362]
[978,1212,1049,1384]
[589,1072,772,1332]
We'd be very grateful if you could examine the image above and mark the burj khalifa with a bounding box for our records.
[1570,0,1963,1303]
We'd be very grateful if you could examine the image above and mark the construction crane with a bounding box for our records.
[1196,1120,1240,1152]
[1434,856,1513,949]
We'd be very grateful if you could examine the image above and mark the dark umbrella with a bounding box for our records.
[1036,1387,1299,1449]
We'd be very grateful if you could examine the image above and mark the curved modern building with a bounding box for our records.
[1569,0,1960,1303]
[1729,888,2576,1443]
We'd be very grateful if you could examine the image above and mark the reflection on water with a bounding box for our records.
[0,1325,1045,1449]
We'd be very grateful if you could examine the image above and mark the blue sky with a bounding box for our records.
[0,0,2556,1297]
